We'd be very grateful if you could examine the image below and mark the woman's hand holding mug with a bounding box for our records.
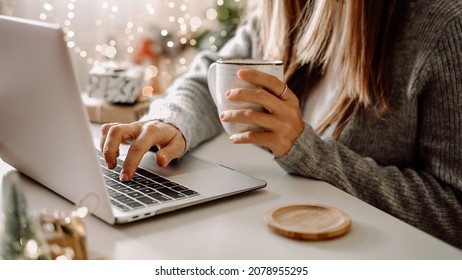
[208,59,304,158]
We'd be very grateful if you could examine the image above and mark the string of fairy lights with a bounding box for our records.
[1,0,243,88]
[38,0,204,65]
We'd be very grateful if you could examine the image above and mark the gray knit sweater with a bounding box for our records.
[147,0,462,249]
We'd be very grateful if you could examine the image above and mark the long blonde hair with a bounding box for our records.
[249,0,399,138]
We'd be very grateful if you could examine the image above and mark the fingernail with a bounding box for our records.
[120,172,129,182]
[237,69,247,76]
[106,160,115,169]
[225,90,231,97]
[158,153,169,167]
[229,135,237,142]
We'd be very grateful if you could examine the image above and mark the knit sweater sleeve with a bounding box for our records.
[276,17,462,248]
[143,21,255,151]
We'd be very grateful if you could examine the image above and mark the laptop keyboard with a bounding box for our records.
[97,153,200,212]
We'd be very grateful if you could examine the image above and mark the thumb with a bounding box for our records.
[155,137,185,167]
[155,150,171,167]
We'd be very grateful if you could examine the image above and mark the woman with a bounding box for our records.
[101,0,462,248]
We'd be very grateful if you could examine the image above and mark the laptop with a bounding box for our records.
[0,16,266,224]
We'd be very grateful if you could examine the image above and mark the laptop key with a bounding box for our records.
[117,195,136,204]
[126,201,143,209]
[135,187,156,194]
[105,172,120,180]
[110,200,131,211]
[108,191,125,200]
[147,192,172,202]
[106,179,121,187]
[127,192,145,199]
[181,190,199,197]
[124,180,140,187]
[156,187,185,199]
[113,186,134,194]
[137,196,158,205]
[137,179,158,186]
[172,186,188,192]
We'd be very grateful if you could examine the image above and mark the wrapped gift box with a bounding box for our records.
[82,94,152,123]
[87,63,145,104]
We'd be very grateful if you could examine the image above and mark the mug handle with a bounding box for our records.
[207,62,217,104]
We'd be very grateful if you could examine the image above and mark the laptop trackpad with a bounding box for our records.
[138,153,216,178]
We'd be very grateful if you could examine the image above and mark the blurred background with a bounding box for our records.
[0,0,246,94]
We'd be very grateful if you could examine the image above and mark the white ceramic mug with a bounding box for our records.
[207,59,283,135]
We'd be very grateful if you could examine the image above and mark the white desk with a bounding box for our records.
[1,125,461,260]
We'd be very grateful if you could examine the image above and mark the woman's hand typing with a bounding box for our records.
[100,120,186,181]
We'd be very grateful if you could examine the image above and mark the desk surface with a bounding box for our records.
[1,125,461,260]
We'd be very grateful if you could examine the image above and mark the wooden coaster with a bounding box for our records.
[264,203,351,240]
